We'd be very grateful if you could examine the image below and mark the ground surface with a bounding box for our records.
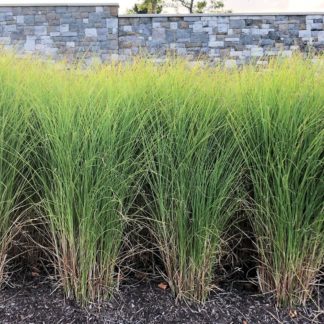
[0,275,323,324]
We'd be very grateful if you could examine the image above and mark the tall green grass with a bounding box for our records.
[0,54,322,307]
[140,64,242,301]
[26,62,147,303]
[229,58,324,306]
[0,56,32,285]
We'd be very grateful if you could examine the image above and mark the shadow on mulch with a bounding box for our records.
[0,274,323,324]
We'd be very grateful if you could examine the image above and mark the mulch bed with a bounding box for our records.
[0,275,323,324]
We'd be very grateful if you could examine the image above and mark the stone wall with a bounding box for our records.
[119,13,324,65]
[0,4,119,61]
[0,4,323,65]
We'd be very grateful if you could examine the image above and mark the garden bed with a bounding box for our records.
[0,54,323,321]
[1,275,323,323]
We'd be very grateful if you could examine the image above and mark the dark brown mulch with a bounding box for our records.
[0,276,323,324]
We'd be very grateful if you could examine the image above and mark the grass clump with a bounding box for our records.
[229,57,324,306]
[28,64,145,303]
[141,64,243,302]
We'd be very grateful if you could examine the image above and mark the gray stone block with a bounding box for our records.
[35,15,47,24]
[85,28,97,37]
[191,32,208,43]
[34,26,47,36]
[230,19,245,29]
[260,39,274,46]
[152,28,165,42]
[166,30,176,42]
[184,17,201,22]
[176,29,191,42]
[24,15,35,25]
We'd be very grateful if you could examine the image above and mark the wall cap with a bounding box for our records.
[0,3,119,7]
[120,12,324,18]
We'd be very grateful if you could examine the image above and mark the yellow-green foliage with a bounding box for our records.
[0,54,323,306]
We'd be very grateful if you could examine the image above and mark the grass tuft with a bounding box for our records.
[229,57,324,306]
[140,63,243,301]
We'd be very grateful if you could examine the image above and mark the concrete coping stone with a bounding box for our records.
[120,12,324,18]
[0,3,119,7]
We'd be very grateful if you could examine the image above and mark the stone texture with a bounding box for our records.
[0,5,323,64]
[0,5,118,61]
[118,13,323,64]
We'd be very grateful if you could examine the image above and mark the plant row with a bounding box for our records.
[0,54,323,306]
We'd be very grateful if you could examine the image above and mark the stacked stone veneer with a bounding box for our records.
[119,14,324,64]
[0,4,323,64]
[0,4,118,61]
